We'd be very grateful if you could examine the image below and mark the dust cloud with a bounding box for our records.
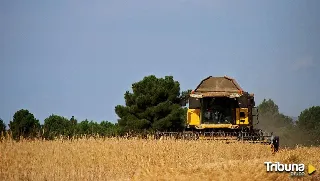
[254,115,306,148]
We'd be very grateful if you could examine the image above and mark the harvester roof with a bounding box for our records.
[192,76,244,98]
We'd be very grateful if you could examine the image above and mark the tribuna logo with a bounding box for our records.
[264,162,305,172]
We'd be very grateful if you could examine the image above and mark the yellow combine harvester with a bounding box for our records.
[158,76,279,148]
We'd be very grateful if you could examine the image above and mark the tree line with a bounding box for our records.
[0,112,121,140]
[1,75,319,147]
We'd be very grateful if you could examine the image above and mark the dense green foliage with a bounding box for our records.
[296,106,320,146]
[8,109,40,140]
[1,75,319,146]
[115,75,187,132]
[43,114,72,139]
[42,116,119,140]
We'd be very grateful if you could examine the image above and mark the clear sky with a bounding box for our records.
[1,0,319,125]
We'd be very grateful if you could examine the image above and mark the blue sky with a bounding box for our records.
[1,0,319,125]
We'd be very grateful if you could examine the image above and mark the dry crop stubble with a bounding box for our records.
[0,138,319,181]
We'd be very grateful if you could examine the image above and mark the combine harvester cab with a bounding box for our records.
[181,76,277,145]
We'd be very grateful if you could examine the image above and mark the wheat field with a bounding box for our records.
[0,138,319,181]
